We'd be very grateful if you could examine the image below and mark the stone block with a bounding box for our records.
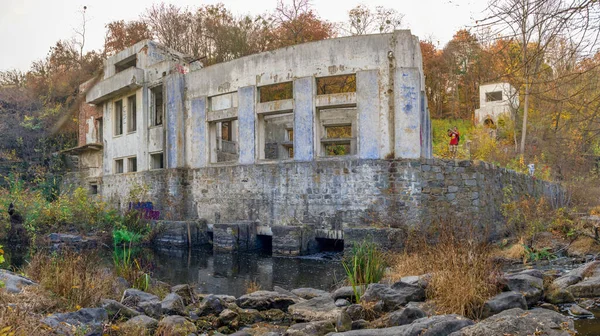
[213,222,257,252]
[272,225,317,256]
[152,220,210,248]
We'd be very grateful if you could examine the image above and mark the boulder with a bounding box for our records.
[236,290,300,311]
[568,304,593,317]
[157,315,197,336]
[336,311,352,332]
[360,282,425,311]
[332,286,356,302]
[450,308,575,336]
[503,274,543,306]
[329,314,474,336]
[260,308,289,322]
[351,319,369,330]
[292,287,330,299]
[42,308,108,335]
[343,304,366,321]
[288,295,342,321]
[197,294,226,316]
[120,315,159,334]
[284,320,336,336]
[274,286,298,297]
[567,276,600,298]
[161,292,186,315]
[400,274,431,288]
[336,299,351,307]
[218,308,240,327]
[238,308,262,324]
[387,307,427,327]
[481,291,527,318]
[0,269,36,294]
[122,288,160,306]
[101,299,141,319]
[545,287,576,304]
[171,284,195,305]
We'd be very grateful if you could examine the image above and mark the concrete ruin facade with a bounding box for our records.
[474,82,518,127]
[65,32,557,254]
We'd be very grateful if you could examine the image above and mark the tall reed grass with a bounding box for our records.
[342,241,387,302]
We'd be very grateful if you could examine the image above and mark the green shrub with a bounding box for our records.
[342,241,387,302]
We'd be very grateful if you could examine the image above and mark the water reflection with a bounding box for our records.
[144,248,345,297]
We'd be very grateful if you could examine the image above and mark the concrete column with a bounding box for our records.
[421,92,433,159]
[394,67,422,159]
[293,77,315,161]
[357,70,380,159]
[165,73,185,168]
[238,86,256,165]
[189,97,208,168]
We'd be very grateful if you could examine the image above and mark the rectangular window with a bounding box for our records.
[261,113,293,160]
[89,183,98,195]
[259,82,293,103]
[127,95,137,133]
[150,152,164,170]
[128,157,137,172]
[325,125,352,139]
[317,74,356,95]
[318,107,357,156]
[210,120,239,163]
[114,100,123,136]
[485,91,503,102]
[96,118,103,143]
[115,55,137,73]
[115,159,124,174]
[150,86,164,126]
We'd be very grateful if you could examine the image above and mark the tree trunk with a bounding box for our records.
[520,82,529,154]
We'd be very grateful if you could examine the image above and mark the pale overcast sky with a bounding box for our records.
[0,0,487,72]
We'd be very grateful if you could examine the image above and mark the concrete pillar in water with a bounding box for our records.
[189,96,208,168]
[238,86,256,165]
[271,225,317,256]
[357,70,381,159]
[165,73,185,168]
[394,67,422,159]
[293,77,315,161]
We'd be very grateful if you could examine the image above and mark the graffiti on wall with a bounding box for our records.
[129,202,161,220]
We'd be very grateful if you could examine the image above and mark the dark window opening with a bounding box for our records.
[317,74,356,95]
[89,184,98,195]
[151,86,164,126]
[255,235,273,254]
[221,121,232,141]
[128,157,137,172]
[115,55,137,73]
[96,118,103,143]
[127,95,137,132]
[115,159,124,174]
[316,238,344,252]
[484,118,495,128]
[212,120,239,163]
[114,100,123,136]
[485,91,503,102]
[151,153,164,169]
[259,82,293,103]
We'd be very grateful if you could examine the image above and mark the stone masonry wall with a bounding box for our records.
[68,158,561,239]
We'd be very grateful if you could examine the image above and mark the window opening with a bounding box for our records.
[211,120,239,163]
[89,183,98,195]
[115,55,137,73]
[128,157,137,172]
[150,86,164,126]
[114,100,123,136]
[485,91,503,102]
[151,153,164,170]
[96,118,103,143]
[318,107,357,156]
[316,74,356,95]
[262,113,293,160]
[115,159,124,174]
[259,82,293,103]
[127,95,137,132]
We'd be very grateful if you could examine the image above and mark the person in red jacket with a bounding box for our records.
[448,126,460,158]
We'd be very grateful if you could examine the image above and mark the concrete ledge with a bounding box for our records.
[152,220,210,248]
[87,67,145,104]
[213,222,257,252]
[343,227,408,251]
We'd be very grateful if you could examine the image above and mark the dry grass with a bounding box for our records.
[245,279,262,294]
[25,250,119,310]
[494,237,527,261]
[0,286,61,335]
[386,220,501,320]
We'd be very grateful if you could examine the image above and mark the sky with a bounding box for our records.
[0,0,488,72]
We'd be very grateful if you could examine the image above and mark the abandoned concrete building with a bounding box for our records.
[474,82,518,127]
[64,31,556,254]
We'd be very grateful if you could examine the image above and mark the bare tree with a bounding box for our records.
[344,4,405,36]
[73,6,88,61]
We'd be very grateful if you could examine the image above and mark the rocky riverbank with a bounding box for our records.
[5,259,600,335]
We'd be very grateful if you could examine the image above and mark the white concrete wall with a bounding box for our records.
[475,82,518,125]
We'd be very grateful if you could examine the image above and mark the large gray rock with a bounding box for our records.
[236,290,300,311]
[0,269,36,294]
[288,295,342,321]
[121,288,162,318]
[329,314,474,336]
[292,287,330,299]
[42,308,108,335]
[567,276,600,298]
[481,291,527,318]
[120,315,159,334]
[343,304,366,321]
[197,294,226,316]
[101,299,141,319]
[360,282,425,311]
[161,292,186,315]
[157,315,197,336]
[332,286,356,302]
[503,274,543,306]
[171,284,195,305]
[284,320,336,336]
[569,303,594,317]
[450,308,575,336]
[387,307,427,327]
